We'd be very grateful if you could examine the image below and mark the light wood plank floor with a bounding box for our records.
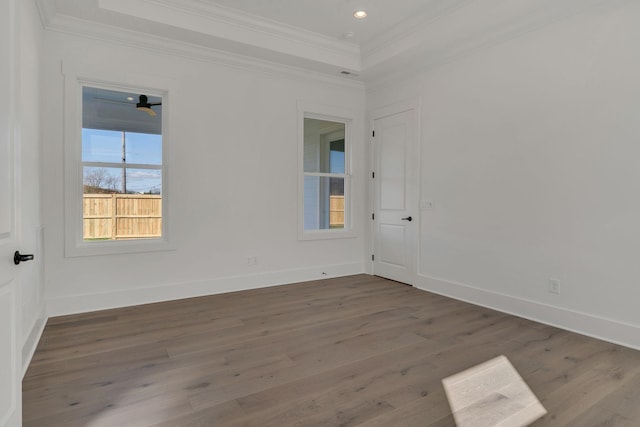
[23,275,640,426]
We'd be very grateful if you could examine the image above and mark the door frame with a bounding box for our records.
[369,97,422,283]
[0,0,23,425]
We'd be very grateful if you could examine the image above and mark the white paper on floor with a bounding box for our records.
[442,355,547,427]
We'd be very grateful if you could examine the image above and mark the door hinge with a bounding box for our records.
[372,171,375,179]
[371,213,375,220]
[371,254,375,261]
[372,130,375,137]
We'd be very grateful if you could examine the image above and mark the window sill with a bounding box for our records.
[298,229,357,241]
[64,238,176,258]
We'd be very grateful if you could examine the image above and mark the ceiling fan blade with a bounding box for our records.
[137,106,157,116]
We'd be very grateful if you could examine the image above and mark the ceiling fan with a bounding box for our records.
[135,95,162,117]
[92,94,162,117]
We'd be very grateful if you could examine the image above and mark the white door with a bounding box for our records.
[0,0,23,425]
[372,101,420,285]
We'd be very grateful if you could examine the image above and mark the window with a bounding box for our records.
[299,105,353,239]
[64,74,173,256]
[82,86,164,242]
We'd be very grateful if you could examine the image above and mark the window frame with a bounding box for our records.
[63,64,176,257]
[298,101,355,240]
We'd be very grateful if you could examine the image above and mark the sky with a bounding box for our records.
[82,128,162,194]
[330,150,344,174]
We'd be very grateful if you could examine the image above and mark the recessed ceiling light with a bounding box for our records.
[353,10,367,19]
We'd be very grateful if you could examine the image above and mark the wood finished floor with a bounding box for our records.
[23,275,640,427]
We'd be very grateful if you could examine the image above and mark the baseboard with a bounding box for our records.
[414,274,640,351]
[22,306,47,378]
[46,262,367,317]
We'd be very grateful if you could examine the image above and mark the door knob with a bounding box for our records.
[14,251,34,265]
[401,216,413,222]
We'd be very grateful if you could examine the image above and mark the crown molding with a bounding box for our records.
[37,0,626,89]
[363,0,624,88]
[34,0,56,29]
[34,2,365,91]
[141,0,358,55]
[361,0,477,60]
[97,0,361,72]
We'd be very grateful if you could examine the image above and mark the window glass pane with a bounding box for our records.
[83,167,161,195]
[82,129,123,163]
[125,168,162,195]
[303,118,345,173]
[125,132,162,165]
[82,167,162,241]
[83,166,123,194]
[304,176,345,230]
[82,86,162,134]
[329,139,345,174]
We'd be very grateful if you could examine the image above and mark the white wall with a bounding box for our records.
[368,2,640,347]
[41,32,367,315]
[19,0,45,370]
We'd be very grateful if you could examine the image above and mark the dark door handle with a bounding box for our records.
[14,251,34,265]
[401,216,413,222]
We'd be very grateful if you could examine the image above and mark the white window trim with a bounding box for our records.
[297,101,356,240]
[62,62,177,257]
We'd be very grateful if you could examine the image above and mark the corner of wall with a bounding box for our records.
[22,304,47,378]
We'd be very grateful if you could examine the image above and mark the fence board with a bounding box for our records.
[330,195,344,228]
[83,194,162,240]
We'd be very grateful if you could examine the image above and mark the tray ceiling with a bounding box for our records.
[37,0,618,83]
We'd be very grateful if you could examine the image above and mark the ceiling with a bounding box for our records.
[37,0,615,83]
[203,0,442,45]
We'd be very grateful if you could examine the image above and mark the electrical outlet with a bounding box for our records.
[548,278,560,295]
[247,256,258,266]
[420,199,434,210]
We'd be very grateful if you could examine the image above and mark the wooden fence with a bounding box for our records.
[83,194,162,240]
[84,194,343,239]
[330,195,344,228]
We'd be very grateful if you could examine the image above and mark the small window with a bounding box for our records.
[82,86,164,241]
[299,110,352,239]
